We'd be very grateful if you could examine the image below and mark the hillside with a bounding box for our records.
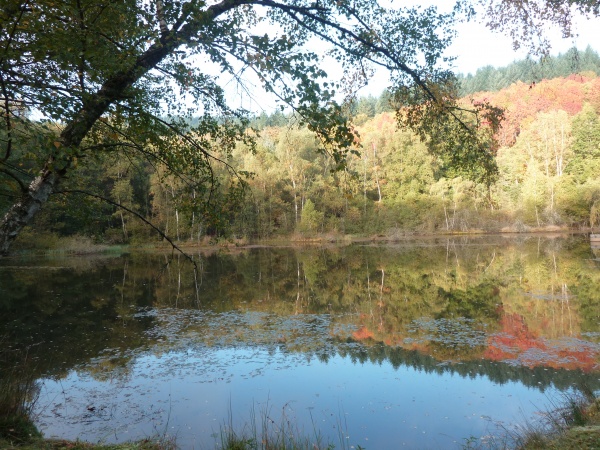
[249,47,600,130]
[458,46,600,97]
[12,69,600,249]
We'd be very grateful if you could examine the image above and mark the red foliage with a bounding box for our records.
[484,313,599,372]
[472,77,590,147]
[352,326,374,340]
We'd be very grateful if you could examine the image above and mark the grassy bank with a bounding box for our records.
[3,392,600,449]
[464,389,600,449]
[512,392,600,450]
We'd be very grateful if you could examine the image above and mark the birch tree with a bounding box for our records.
[0,0,503,255]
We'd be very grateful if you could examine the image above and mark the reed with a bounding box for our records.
[216,402,360,450]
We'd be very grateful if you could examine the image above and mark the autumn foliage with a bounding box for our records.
[473,75,596,147]
[484,313,599,372]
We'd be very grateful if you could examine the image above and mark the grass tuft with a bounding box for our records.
[216,402,348,450]
[465,388,600,449]
[0,341,41,445]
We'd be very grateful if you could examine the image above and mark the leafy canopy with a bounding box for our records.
[476,0,600,56]
[0,0,504,253]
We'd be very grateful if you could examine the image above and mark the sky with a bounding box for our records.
[405,0,598,73]
[336,3,599,100]
[444,10,598,75]
[224,1,599,113]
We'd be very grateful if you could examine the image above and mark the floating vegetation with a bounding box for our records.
[407,317,489,349]
[1,239,599,447]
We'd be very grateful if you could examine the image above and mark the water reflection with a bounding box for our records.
[0,235,599,448]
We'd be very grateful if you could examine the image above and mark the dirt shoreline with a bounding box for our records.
[4,225,591,258]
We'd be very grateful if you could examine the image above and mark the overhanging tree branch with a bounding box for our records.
[0,168,27,193]
[0,0,506,256]
[55,188,197,269]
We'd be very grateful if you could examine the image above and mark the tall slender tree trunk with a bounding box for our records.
[0,0,243,255]
[0,30,174,255]
[363,151,368,215]
[170,185,180,241]
[372,143,382,203]
[119,210,128,240]
[290,165,298,226]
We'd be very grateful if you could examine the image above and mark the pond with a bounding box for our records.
[1,235,599,448]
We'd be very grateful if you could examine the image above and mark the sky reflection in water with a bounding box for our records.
[36,346,560,449]
[2,236,599,448]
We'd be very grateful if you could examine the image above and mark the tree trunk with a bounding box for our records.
[0,1,238,256]
[372,143,382,203]
[0,168,64,255]
[119,210,128,240]
[0,40,171,254]
[290,165,298,225]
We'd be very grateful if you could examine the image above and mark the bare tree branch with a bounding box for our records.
[55,188,198,269]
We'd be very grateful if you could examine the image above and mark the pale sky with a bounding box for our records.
[352,2,599,98]
[224,1,599,113]
[394,0,598,75]
[447,11,598,75]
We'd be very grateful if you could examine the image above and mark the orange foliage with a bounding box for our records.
[484,313,599,372]
[472,77,592,147]
[352,326,374,340]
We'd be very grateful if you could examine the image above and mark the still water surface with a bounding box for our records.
[1,235,599,448]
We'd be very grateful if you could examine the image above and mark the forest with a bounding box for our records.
[5,48,600,248]
[2,0,600,253]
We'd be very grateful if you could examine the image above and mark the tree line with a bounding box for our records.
[8,63,600,248]
[4,1,595,255]
[251,47,600,127]
[457,46,600,96]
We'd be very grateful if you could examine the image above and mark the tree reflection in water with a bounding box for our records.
[0,235,598,447]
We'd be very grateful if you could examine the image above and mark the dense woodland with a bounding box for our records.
[3,239,600,385]
[458,46,600,96]
[7,49,600,247]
